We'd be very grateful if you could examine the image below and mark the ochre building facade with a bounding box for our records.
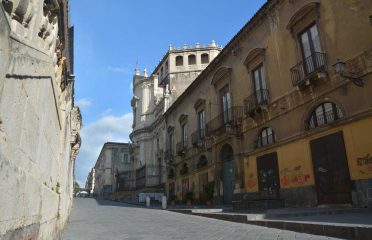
[164,0,372,208]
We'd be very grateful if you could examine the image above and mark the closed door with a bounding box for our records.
[222,160,235,204]
[199,173,208,203]
[257,152,280,199]
[310,132,352,205]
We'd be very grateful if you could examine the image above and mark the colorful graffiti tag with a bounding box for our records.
[280,165,311,187]
[246,173,257,190]
[357,153,372,174]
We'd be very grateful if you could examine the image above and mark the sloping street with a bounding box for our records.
[63,199,341,240]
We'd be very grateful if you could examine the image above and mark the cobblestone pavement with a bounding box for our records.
[63,198,342,240]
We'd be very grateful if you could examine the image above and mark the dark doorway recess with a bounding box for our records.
[310,131,352,205]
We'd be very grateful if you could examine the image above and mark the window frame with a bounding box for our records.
[188,54,196,65]
[198,110,206,139]
[181,123,188,148]
[259,127,275,147]
[220,85,232,124]
[308,102,343,129]
[175,56,183,66]
[201,53,209,64]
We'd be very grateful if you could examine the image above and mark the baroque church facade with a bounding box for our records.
[130,42,222,190]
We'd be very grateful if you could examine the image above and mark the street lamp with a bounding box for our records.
[333,59,364,87]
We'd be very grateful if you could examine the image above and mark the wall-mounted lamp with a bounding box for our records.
[333,59,364,87]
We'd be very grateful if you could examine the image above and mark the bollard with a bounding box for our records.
[162,196,167,209]
[146,196,150,208]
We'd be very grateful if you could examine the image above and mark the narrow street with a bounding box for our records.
[63,199,341,240]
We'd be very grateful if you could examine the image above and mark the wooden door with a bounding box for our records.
[310,132,352,205]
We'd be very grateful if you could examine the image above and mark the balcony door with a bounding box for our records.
[252,64,267,105]
[198,110,206,139]
[220,87,232,124]
[299,23,322,75]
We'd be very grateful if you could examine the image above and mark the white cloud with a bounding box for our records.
[75,98,92,109]
[108,65,133,75]
[74,112,133,186]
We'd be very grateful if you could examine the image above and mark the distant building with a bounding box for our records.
[85,168,95,194]
[94,142,132,197]
[130,42,222,191]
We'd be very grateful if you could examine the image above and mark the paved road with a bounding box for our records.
[63,198,341,240]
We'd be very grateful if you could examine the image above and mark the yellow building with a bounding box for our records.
[165,0,372,208]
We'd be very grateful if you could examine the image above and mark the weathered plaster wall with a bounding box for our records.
[0,1,81,239]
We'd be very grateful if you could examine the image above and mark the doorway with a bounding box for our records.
[221,144,235,204]
[256,152,280,199]
[310,131,352,205]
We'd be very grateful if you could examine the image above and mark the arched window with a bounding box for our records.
[308,102,343,129]
[201,53,209,64]
[258,127,275,147]
[175,56,183,66]
[188,55,196,65]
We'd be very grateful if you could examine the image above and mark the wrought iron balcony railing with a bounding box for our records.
[206,106,244,135]
[244,89,270,115]
[191,129,206,147]
[290,52,327,87]
[176,141,188,156]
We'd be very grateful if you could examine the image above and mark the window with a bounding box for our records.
[160,67,163,77]
[181,123,188,148]
[188,55,196,65]
[252,64,268,104]
[198,110,206,138]
[176,56,183,66]
[308,102,343,129]
[201,53,209,64]
[122,153,129,163]
[299,23,323,74]
[169,132,174,154]
[258,128,275,147]
[165,61,168,72]
[220,87,232,123]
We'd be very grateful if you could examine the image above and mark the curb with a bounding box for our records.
[169,210,372,240]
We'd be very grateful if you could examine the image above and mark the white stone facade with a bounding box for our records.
[0,0,81,239]
[93,142,132,197]
[130,42,221,189]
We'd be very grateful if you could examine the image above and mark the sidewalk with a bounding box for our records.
[169,207,372,240]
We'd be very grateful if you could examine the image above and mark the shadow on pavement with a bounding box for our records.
[93,198,146,208]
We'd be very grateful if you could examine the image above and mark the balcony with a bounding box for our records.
[164,149,174,163]
[191,129,206,148]
[244,89,270,116]
[206,106,244,135]
[179,163,189,175]
[290,52,327,88]
[176,141,188,156]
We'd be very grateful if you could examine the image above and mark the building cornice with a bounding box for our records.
[164,0,280,117]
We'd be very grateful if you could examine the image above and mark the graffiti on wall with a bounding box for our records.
[357,153,372,174]
[246,173,257,190]
[280,165,311,188]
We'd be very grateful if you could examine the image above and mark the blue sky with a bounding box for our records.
[72,0,267,186]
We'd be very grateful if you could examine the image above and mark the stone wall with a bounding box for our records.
[0,0,81,239]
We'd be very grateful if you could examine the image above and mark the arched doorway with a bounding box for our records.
[220,144,235,204]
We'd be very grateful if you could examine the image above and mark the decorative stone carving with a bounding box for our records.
[2,0,35,26]
[70,106,82,162]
